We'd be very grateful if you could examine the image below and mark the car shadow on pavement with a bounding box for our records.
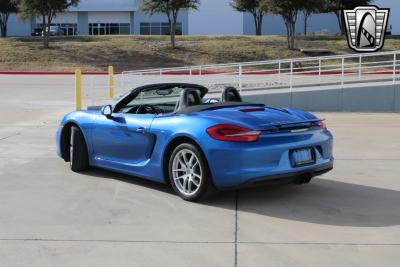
[85,168,400,227]
[237,177,400,227]
[84,167,175,195]
[84,167,236,207]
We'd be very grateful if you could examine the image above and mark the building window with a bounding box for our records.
[89,23,131,35]
[37,23,77,36]
[140,22,182,35]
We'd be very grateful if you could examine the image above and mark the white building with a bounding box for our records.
[6,0,399,37]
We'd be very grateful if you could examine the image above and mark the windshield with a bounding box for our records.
[129,86,183,108]
[118,86,197,114]
[115,84,208,115]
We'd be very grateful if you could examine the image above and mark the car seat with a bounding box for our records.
[222,87,242,102]
[175,89,202,111]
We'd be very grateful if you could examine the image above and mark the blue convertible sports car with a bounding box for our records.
[57,83,333,201]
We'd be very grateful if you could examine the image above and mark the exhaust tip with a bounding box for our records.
[295,173,312,184]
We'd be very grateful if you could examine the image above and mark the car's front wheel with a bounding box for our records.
[169,143,213,201]
[70,126,89,172]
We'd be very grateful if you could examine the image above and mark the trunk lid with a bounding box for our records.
[199,106,319,131]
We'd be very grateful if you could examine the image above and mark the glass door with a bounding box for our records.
[99,24,105,35]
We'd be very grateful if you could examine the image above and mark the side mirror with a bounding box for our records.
[102,105,113,117]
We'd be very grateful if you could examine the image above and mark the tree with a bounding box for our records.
[301,0,325,36]
[231,0,271,36]
[18,0,79,48]
[140,0,200,48]
[270,0,305,50]
[0,0,18,37]
[325,0,372,35]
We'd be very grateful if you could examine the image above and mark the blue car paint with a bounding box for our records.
[57,105,333,189]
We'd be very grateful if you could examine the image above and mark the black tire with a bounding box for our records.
[70,126,90,172]
[168,143,214,202]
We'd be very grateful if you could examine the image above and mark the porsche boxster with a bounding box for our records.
[57,83,334,201]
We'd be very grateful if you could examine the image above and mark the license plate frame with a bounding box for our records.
[291,148,316,167]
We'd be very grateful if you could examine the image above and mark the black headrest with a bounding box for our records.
[222,87,242,102]
[175,89,202,111]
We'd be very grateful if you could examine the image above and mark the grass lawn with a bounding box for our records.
[0,35,400,72]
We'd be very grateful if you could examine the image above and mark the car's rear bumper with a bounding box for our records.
[204,129,334,189]
[224,161,333,190]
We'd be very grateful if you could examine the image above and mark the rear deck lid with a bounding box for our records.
[200,105,320,131]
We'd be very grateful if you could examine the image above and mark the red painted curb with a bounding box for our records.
[0,71,122,75]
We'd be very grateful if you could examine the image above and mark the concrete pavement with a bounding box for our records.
[0,75,399,266]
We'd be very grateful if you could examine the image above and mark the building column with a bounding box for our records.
[130,11,135,35]
[77,12,88,35]
[182,10,189,35]
[30,16,36,32]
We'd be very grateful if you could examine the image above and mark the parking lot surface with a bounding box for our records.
[0,75,399,267]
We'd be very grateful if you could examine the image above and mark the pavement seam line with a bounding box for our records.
[0,239,233,244]
[238,242,400,246]
[0,239,398,246]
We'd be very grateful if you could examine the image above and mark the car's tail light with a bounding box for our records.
[206,125,261,142]
[316,121,328,131]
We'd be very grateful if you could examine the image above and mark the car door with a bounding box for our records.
[91,112,156,165]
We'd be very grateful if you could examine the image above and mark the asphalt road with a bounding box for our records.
[0,75,399,267]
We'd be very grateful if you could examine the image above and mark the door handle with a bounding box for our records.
[136,127,146,133]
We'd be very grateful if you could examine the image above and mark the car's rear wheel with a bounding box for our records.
[70,126,89,172]
[169,143,213,201]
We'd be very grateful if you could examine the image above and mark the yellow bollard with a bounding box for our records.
[108,66,115,99]
[75,69,82,110]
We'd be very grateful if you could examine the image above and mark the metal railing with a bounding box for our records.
[82,51,400,107]
[120,51,400,94]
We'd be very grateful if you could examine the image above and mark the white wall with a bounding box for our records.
[35,12,78,24]
[88,12,131,23]
[68,0,137,12]
[188,0,243,35]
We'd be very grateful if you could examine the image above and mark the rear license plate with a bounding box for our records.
[292,148,315,167]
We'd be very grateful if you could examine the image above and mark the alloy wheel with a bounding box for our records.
[172,149,202,197]
[69,131,74,166]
